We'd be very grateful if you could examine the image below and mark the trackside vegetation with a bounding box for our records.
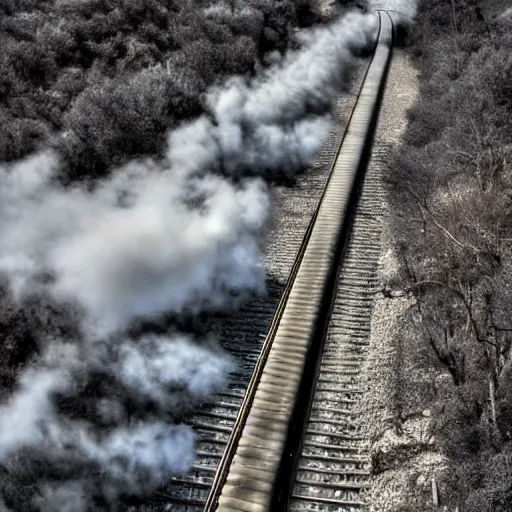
[0,0,328,181]
[387,1,512,510]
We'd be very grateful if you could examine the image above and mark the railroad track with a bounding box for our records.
[133,33,370,512]
[132,9,394,512]
[288,139,387,512]
[203,11,393,512]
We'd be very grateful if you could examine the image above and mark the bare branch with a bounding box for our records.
[404,185,479,253]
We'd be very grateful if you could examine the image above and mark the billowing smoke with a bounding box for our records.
[0,11,378,511]
[0,153,269,335]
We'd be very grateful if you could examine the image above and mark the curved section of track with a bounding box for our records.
[203,12,394,512]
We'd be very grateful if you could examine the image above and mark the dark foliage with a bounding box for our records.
[60,66,203,178]
[0,282,81,400]
[0,0,318,177]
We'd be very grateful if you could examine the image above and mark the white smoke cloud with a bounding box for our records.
[0,344,76,459]
[0,370,65,458]
[0,10,379,510]
[169,11,377,179]
[85,422,196,490]
[0,155,268,336]
[34,482,89,512]
[54,174,268,335]
[115,335,235,408]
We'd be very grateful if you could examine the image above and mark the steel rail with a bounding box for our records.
[201,11,394,512]
[199,23,380,512]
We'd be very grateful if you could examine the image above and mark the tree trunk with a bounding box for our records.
[431,477,439,507]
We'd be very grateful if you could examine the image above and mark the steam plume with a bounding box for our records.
[0,11,378,510]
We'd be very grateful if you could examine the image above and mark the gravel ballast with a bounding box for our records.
[353,48,450,512]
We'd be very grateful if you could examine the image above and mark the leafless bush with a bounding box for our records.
[387,1,512,508]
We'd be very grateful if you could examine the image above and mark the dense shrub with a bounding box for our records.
[0,0,318,177]
[60,67,203,177]
[0,117,50,161]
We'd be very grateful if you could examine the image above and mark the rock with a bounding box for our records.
[416,474,426,487]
